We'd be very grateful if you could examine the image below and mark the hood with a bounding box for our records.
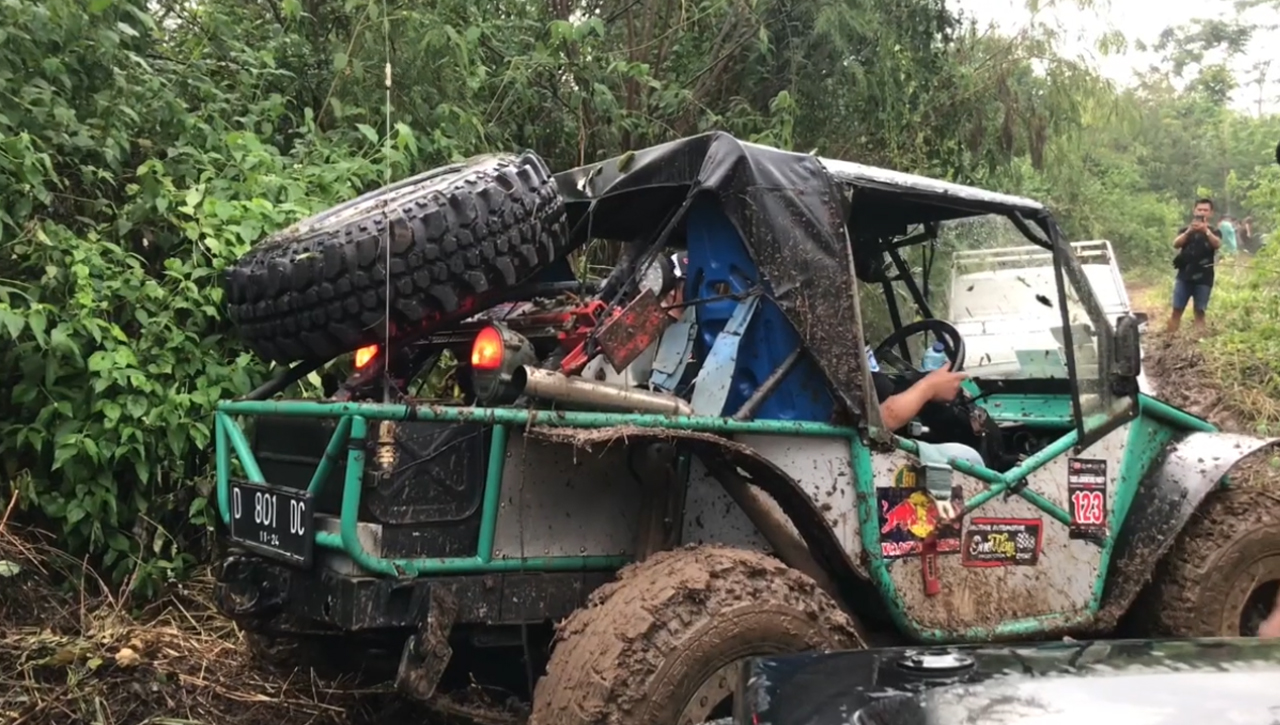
[740,638,1280,725]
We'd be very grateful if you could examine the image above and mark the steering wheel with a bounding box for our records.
[873,319,966,374]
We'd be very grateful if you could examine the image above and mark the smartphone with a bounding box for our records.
[1194,214,1207,223]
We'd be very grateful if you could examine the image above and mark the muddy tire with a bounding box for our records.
[223,152,568,364]
[529,545,864,725]
[1144,487,1280,636]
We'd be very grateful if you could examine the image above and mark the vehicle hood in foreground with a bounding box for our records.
[739,638,1280,725]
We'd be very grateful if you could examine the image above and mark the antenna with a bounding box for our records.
[380,0,394,403]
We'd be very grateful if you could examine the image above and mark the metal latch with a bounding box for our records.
[920,462,956,521]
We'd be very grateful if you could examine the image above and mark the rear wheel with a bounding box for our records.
[1144,487,1280,636]
[529,546,864,725]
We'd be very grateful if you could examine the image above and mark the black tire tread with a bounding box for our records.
[223,152,568,364]
[1143,486,1280,636]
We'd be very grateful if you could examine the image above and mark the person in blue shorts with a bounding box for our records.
[1168,198,1222,333]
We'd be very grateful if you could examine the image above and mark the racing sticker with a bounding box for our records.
[960,518,1043,567]
[892,464,918,489]
[877,485,964,560]
[1067,457,1108,541]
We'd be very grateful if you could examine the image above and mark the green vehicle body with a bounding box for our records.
[210,133,1279,720]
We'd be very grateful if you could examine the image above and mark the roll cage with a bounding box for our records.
[826,154,1124,449]
[556,134,1127,450]
[241,133,1131,451]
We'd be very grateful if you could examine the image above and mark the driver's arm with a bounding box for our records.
[880,383,935,431]
[876,363,969,432]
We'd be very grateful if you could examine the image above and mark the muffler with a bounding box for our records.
[513,366,694,416]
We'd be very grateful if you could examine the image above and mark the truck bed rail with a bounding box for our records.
[950,239,1132,321]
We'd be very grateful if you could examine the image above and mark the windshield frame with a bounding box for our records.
[850,202,1121,448]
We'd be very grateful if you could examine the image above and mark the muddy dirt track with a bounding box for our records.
[2,279,1275,725]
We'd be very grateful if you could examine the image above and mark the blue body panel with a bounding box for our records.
[683,199,836,421]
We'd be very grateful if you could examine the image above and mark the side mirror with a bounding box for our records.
[1111,314,1143,396]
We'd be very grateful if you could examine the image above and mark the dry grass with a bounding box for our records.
[0,516,423,725]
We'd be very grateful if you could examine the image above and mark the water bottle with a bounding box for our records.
[920,341,948,372]
[865,345,880,373]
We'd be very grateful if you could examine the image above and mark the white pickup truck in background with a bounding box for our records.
[948,239,1152,393]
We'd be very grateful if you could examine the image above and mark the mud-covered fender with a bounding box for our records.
[1098,431,1280,626]
[527,425,882,617]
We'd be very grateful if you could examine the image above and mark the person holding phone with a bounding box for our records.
[1168,197,1222,333]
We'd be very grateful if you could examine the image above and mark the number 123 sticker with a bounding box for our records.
[1067,458,1107,541]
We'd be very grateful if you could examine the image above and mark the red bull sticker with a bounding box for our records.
[877,485,963,560]
[960,518,1043,567]
[1067,457,1108,541]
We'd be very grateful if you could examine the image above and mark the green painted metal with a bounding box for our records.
[1085,413,1178,610]
[215,412,232,526]
[214,409,629,575]
[978,394,1074,427]
[217,399,852,436]
[324,416,628,575]
[850,435,926,637]
[211,382,1234,639]
[308,415,352,496]
[1139,393,1217,432]
[223,411,265,483]
[475,423,509,564]
[960,611,1095,640]
[892,426,1077,524]
[853,432,1076,642]
[310,530,625,572]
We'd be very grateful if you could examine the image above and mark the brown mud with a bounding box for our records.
[529,545,862,725]
[1125,277,1280,636]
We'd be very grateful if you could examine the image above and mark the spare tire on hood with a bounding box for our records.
[223,152,569,364]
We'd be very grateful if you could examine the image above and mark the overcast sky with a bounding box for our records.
[951,0,1279,114]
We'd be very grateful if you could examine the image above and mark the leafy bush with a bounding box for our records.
[1203,245,1280,432]
[0,0,416,594]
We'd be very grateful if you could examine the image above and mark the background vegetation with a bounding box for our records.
[1,0,1278,594]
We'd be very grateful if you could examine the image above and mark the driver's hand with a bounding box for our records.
[923,361,968,403]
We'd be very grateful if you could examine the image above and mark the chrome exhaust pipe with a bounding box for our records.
[514,366,694,416]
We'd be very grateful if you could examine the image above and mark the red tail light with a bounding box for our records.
[354,344,378,368]
[471,326,504,370]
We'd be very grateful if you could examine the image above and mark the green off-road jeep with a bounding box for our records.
[210,133,1280,724]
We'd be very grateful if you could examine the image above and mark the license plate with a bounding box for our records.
[228,480,314,567]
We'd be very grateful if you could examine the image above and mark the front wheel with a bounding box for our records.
[529,546,864,725]
[1144,487,1280,636]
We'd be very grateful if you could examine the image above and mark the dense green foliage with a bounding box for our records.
[0,0,1276,594]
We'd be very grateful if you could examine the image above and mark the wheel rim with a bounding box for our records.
[678,660,742,725]
[1239,579,1280,636]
